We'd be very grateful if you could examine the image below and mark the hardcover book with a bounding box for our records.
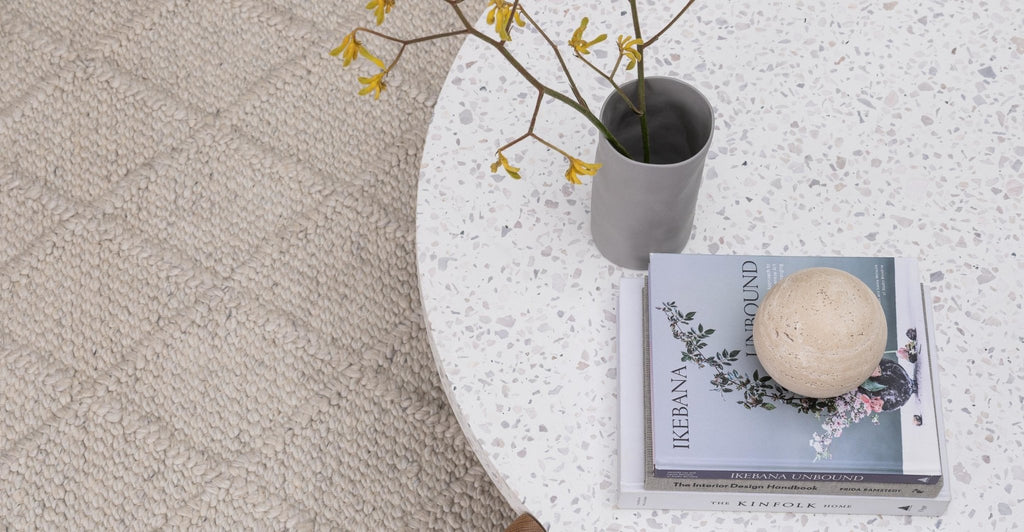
[617,276,951,514]
[644,254,943,497]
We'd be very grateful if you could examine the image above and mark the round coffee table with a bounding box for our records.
[417,2,1021,529]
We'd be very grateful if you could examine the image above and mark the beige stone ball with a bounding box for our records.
[753,267,887,398]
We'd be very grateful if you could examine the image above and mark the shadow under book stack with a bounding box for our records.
[617,254,951,515]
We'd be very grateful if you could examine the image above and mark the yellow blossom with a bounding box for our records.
[485,0,525,42]
[358,70,387,99]
[617,35,643,70]
[490,151,522,179]
[568,18,607,55]
[365,0,394,26]
[564,156,601,185]
[330,31,385,69]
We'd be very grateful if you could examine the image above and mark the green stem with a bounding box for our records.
[497,90,544,153]
[519,8,589,111]
[531,134,572,159]
[502,0,522,41]
[609,50,624,80]
[627,0,651,163]
[354,27,471,72]
[542,88,627,155]
[646,0,698,49]
[356,27,469,46]
[576,53,640,114]
[448,1,631,158]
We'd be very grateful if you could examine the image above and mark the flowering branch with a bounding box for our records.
[446,1,630,161]
[626,0,651,163]
[332,0,700,184]
[573,52,640,115]
[518,8,590,112]
[624,0,699,163]
[499,0,522,47]
[331,27,469,98]
[497,90,544,155]
[357,27,471,71]
[492,91,600,184]
[349,27,469,47]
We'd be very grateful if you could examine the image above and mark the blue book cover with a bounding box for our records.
[647,254,942,483]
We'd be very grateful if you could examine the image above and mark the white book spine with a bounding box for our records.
[617,484,949,516]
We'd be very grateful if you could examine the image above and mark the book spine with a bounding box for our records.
[651,468,942,484]
[643,475,943,498]
[618,483,950,516]
[641,278,654,493]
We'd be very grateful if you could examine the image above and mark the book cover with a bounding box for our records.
[618,276,951,514]
[646,254,942,487]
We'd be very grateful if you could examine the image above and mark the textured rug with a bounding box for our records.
[0,0,517,529]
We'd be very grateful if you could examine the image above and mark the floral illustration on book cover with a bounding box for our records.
[647,254,938,473]
[659,302,923,461]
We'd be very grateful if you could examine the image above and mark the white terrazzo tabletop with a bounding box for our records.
[415,1,1023,530]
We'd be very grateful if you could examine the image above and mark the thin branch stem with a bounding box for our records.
[501,132,573,166]
[609,52,624,80]
[500,0,522,47]
[518,8,589,111]
[446,1,631,157]
[645,0,698,49]
[498,133,531,154]
[531,134,572,160]
[386,47,404,71]
[527,89,543,131]
[355,27,469,47]
[498,90,544,153]
[353,26,471,89]
[627,0,651,162]
[575,53,640,114]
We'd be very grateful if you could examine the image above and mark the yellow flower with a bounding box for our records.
[330,31,385,69]
[358,70,387,99]
[565,156,601,185]
[490,151,522,179]
[617,35,643,70]
[485,0,525,42]
[568,18,607,55]
[365,0,395,26]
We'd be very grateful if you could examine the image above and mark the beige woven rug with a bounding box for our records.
[0,0,517,529]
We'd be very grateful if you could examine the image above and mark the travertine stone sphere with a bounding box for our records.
[753,267,887,398]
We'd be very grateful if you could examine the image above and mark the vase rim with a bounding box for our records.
[597,76,715,168]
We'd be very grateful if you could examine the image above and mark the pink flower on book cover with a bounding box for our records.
[858,393,885,413]
[810,392,879,460]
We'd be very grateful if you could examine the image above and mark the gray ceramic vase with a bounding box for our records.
[590,76,715,270]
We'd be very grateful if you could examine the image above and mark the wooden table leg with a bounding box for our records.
[503,513,546,532]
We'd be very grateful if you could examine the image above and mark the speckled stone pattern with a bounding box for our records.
[417,0,1023,530]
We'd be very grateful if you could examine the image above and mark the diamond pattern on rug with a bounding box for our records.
[105,0,316,115]
[106,125,336,277]
[0,0,516,529]
[0,61,200,204]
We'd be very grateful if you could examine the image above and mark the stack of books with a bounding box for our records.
[617,254,951,515]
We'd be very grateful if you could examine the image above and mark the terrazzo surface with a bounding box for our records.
[416,1,1023,530]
